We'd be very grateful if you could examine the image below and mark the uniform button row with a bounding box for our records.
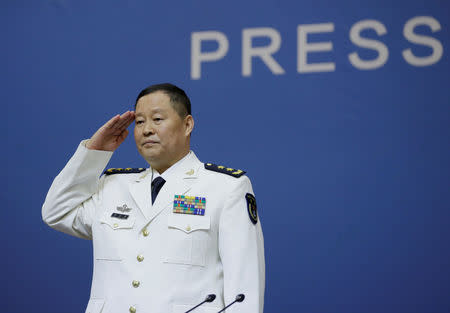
[130,227,149,313]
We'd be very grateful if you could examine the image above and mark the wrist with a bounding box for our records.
[85,139,100,150]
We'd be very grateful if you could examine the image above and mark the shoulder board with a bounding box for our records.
[104,168,146,175]
[204,163,246,178]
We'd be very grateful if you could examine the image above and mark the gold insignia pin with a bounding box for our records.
[185,169,194,175]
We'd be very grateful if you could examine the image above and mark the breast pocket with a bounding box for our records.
[163,214,211,266]
[95,212,136,261]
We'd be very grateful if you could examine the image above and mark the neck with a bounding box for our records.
[150,149,190,174]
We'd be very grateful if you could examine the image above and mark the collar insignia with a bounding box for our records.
[185,169,195,175]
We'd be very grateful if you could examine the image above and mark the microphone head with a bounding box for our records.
[205,294,216,302]
[235,294,245,302]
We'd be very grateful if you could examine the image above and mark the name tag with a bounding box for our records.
[111,213,129,219]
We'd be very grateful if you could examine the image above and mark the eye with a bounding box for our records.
[135,120,144,125]
[153,117,162,122]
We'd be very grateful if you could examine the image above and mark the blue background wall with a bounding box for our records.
[2,1,449,312]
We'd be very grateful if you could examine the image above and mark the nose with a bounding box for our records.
[143,122,154,136]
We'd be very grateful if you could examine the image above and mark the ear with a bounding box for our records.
[184,115,194,136]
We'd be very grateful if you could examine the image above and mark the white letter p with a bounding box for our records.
[191,31,229,80]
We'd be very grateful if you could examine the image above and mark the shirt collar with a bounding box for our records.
[151,151,193,182]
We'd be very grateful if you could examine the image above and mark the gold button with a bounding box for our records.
[132,280,140,288]
[129,306,136,313]
[143,229,149,237]
[137,255,144,262]
[113,223,119,228]
[186,225,191,232]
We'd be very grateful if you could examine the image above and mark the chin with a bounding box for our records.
[143,151,163,163]
[138,148,157,161]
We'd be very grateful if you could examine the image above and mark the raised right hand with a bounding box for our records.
[86,111,135,151]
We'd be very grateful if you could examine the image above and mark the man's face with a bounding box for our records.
[134,91,193,171]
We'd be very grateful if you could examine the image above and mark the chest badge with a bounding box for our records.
[117,204,132,212]
[173,195,206,216]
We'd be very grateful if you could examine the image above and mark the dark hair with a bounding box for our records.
[135,83,191,118]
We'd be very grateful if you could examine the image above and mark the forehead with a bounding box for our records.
[135,91,173,114]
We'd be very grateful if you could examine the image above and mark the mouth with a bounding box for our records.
[142,140,159,146]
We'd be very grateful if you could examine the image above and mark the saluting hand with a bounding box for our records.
[86,111,135,151]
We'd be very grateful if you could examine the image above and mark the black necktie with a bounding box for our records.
[151,176,166,204]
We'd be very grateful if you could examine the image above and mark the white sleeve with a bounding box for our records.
[41,140,113,240]
[218,175,265,313]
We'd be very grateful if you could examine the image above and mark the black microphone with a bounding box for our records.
[184,294,216,313]
[217,294,245,313]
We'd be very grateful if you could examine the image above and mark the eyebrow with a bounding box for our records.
[135,108,165,117]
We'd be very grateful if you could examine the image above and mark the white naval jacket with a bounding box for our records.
[42,141,265,313]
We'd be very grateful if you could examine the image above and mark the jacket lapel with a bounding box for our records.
[129,170,152,220]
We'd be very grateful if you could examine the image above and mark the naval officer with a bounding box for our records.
[42,83,265,313]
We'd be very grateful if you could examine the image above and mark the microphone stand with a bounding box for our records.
[185,294,216,313]
[217,294,245,313]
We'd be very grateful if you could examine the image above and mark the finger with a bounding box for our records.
[115,117,132,132]
[114,111,133,129]
[118,112,136,130]
[123,114,135,129]
[117,129,129,144]
[104,114,121,129]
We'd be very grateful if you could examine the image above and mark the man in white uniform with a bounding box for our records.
[42,83,265,313]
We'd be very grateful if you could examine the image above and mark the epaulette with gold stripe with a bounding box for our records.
[204,163,246,178]
[104,168,146,175]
